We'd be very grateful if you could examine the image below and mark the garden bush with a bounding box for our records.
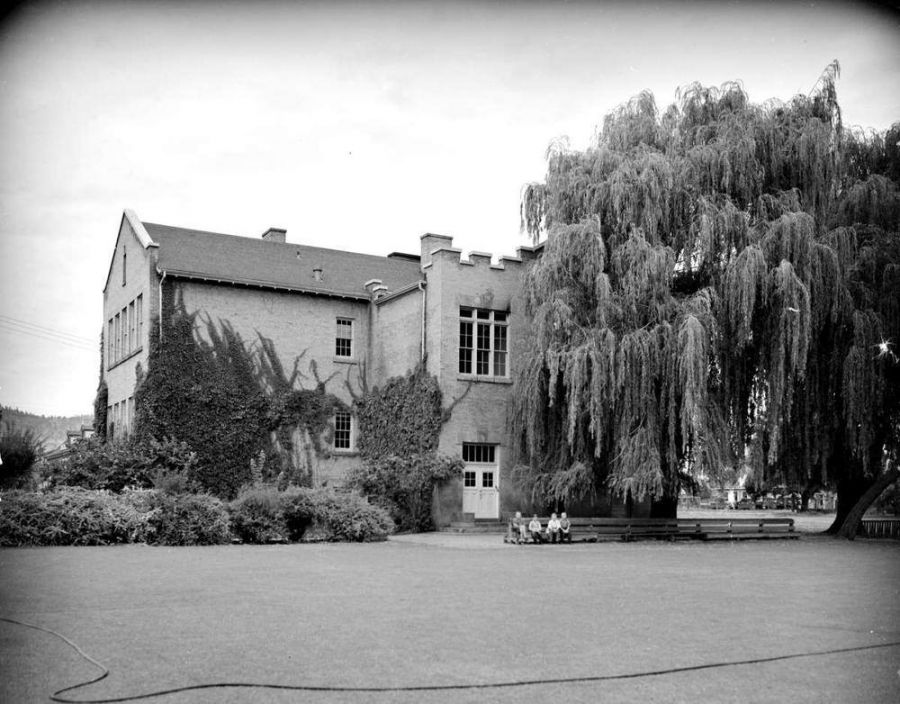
[346,454,462,532]
[145,493,232,546]
[46,436,198,493]
[228,485,394,543]
[280,487,394,542]
[229,484,286,543]
[0,487,149,546]
[0,486,391,547]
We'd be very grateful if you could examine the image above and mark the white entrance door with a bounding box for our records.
[462,444,499,519]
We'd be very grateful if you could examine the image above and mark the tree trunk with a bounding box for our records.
[826,476,871,534]
[835,465,900,540]
[651,494,678,519]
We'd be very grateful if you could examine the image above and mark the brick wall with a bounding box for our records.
[103,215,157,436]
[175,279,369,485]
[371,287,423,381]
[423,242,540,523]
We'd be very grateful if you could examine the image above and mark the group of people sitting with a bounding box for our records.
[510,511,572,544]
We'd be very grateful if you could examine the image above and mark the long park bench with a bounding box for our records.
[505,516,797,543]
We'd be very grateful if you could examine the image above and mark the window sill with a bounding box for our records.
[457,374,512,385]
[333,356,358,365]
[330,449,359,457]
[106,347,143,372]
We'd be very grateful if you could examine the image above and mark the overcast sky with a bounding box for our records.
[0,0,898,417]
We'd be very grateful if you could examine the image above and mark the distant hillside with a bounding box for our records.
[0,406,94,452]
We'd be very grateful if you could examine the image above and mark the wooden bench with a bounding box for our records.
[860,517,900,539]
[505,516,797,543]
[677,517,797,540]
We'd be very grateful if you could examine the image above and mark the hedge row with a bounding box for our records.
[0,486,393,546]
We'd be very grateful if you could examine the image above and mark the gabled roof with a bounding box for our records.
[144,222,422,300]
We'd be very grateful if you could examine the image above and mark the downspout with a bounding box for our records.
[158,269,166,342]
[418,280,426,363]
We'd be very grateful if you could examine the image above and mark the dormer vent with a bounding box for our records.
[313,267,323,282]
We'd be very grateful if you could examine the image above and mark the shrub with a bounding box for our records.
[46,437,199,493]
[229,484,286,543]
[280,488,393,542]
[0,487,149,546]
[347,454,462,532]
[145,493,232,546]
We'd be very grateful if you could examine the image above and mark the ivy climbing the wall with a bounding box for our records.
[350,364,462,531]
[133,284,345,499]
[353,364,444,460]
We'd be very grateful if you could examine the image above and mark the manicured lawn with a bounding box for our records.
[1,536,899,703]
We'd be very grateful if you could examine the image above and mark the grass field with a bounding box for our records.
[1,535,899,703]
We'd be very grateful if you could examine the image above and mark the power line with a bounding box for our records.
[0,315,97,344]
[0,320,97,352]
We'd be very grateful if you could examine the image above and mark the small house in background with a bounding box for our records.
[101,209,639,524]
[42,424,95,463]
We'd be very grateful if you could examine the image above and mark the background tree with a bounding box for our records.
[0,420,43,489]
[514,62,899,532]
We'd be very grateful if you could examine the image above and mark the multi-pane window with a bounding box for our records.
[482,471,494,488]
[334,410,352,450]
[335,318,353,357]
[459,307,508,377]
[114,314,121,361]
[128,301,135,355]
[136,294,143,350]
[107,294,145,368]
[123,305,130,355]
[462,443,496,463]
[464,471,477,487]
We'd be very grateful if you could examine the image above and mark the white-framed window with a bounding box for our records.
[333,410,352,450]
[459,308,508,377]
[462,443,496,464]
[335,318,353,357]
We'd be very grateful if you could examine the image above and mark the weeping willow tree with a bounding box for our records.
[513,61,900,533]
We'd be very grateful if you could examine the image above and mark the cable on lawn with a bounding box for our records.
[3,615,899,703]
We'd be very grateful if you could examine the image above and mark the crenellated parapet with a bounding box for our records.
[420,233,544,274]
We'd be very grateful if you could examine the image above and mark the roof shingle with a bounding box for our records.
[144,222,422,299]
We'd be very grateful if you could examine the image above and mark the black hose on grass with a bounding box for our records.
[3,615,899,703]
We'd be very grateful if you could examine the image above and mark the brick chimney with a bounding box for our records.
[420,233,454,268]
[261,227,286,243]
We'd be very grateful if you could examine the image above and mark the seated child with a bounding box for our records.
[510,511,527,544]
[559,512,572,543]
[528,514,544,543]
[546,512,562,543]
